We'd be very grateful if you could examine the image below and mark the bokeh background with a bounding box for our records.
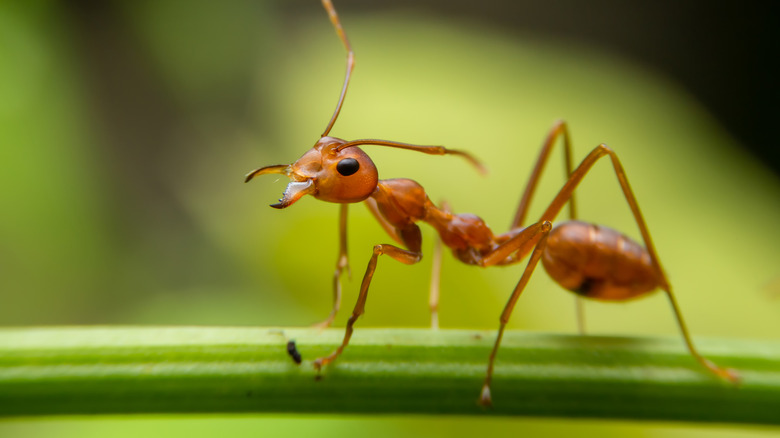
[1,0,778,437]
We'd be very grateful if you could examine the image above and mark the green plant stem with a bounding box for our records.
[0,327,777,423]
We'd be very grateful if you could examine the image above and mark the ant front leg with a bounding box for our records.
[314,204,351,329]
[313,242,422,371]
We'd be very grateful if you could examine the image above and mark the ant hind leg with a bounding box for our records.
[539,144,740,383]
[510,120,585,333]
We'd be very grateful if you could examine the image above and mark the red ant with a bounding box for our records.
[245,0,740,406]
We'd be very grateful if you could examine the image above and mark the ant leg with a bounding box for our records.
[665,287,740,382]
[369,196,443,330]
[314,204,351,329]
[480,220,552,407]
[429,234,442,330]
[540,144,739,383]
[507,120,586,333]
[511,120,576,229]
[428,200,450,330]
[313,243,422,371]
[575,297,585,335]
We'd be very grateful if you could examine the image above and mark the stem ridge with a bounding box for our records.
[0,327,777,424]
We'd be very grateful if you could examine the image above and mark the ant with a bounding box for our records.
[245,0,740,406]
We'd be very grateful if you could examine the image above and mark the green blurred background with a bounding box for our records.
[1,0,778,437]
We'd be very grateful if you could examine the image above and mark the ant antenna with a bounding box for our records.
[337,139,488,175]
[321,0,355,138]
[319,1,487,177]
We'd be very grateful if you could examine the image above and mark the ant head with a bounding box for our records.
[244,136,378,209]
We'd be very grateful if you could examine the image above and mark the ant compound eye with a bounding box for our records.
[336,158,360,176]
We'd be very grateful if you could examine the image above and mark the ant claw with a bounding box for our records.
[478,384,493,408]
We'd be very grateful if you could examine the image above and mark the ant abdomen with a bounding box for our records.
[542,220,660,301]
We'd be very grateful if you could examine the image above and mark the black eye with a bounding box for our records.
[336,158,360,176]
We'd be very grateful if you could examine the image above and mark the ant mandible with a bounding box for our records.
[245,0,739,406]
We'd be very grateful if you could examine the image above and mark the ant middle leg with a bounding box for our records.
[428,234,443,330]
[478,220,553,406]
[428,200,451,330]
